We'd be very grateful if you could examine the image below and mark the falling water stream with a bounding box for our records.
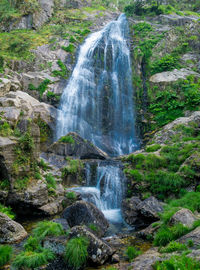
[57,14,139,229]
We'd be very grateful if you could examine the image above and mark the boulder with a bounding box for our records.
[122,196,163,229]
[43,236,67,256]
[150,68,199,85]
[48,132,108,160]
[61,201,109,237]
[0,212,27,243]
[52,218,70,232]
[178,227,200,249]
[136,223,160,240]
[153,111,200,144]
[170,208,197,228]
[0,78,11,97]
[70,225,115,265]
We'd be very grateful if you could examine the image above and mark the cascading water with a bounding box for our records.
[56,13,139,156]
[57,14,139,229]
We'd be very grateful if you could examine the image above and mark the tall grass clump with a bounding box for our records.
[0,245,13,267]
[65,236,89,270]
[33,221,64,240]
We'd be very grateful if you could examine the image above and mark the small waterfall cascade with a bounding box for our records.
[73,161,126,224]
[56,13,139,156]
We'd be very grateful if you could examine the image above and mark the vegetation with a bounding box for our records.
[13,249,55,269]
[0,204,15,219]
[45,173,57,190]
[52,59,68,78]
[65,237,89,270]
[59,135,75,144]
[159,241,187,253]
[33,221,64,240]
[29,79,51,99]
[62,158,83,178]
[125,246,141,262]
[66,191,77,200]
[0,245,13,267]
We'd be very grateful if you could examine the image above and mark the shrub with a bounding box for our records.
[14,177,29,191]
[159,241,187,253]
[187,240,194,248]
[62,158,83,177]
[52,59,68,78]
[169,192,200,213]
[61,44,75,53]
[12,249,55,269]
[0,204,15,219]
[146,144,161,152]
[66,191,77,200]
[38,159,48,171]
[59,135,75,144]
[151,54,180,75]
[45,173,57,189]
[128,169,143,182]
[125,246,141,262]
[153,255,200,270]
[0,121,12,136]
[88,224,99,232]
[0,245,13,267]
[65,237,89,270]
[29,79,51,99]
[33,221,64,240]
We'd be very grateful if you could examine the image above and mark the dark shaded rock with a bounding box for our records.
[178,227,200,249]
[122,196,163,229]
[48,132,108,160]
[43,235,67,256]
[46,256,69,270]
[61,201,109,237]
[0,212,27,243]
[136,223,160,240]
[170,208,197,228]
[70,225,115,265]
[52,218,70,232]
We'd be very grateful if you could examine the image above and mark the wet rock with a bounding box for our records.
[178,227,200,249]
[48,132,108,160]
[52,218,70,232]
[122,196,163,229]
[170,208,197,228]
[70,225,115,265]
[0,212,27,243]
[62,201,109,237]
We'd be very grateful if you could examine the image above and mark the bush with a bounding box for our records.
[13,249,55,269]
[153,255,200,270]
[38,159,48,171]
[52,59,68,78]
[0,245,13,267]
[125,246,141,262]
[33,221,64,240]
[88,224,99,232]
[169,192,200,213]
[24,236,41,252]
[62,158,83,177]
[29,79,51,99]
[45,173,57,189]
[66,191,77,200]
[65,237,89,270]
[61,44,75,53]
[0,204,15,219]
[146,144,161,152]
[159,241,187,253]
[151,54,180,75]
[59,135,75,144]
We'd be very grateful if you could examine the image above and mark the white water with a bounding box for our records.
[57,14,139,227]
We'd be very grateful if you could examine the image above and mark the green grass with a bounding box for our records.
[65,237,89,270]
[159,241,187,253]
[24,236,42,252]
[125,246,141,262]
[66,191,77,200]
[62,158,83,177]
[0,204,15,219]
[13,177,30,191]
[146,144,161,152]
[0,245,13,267]
[29,79,51,99]
[0,121,13,136]
[12,249,55,269]
[45,173,57,190]
[33,221,64,240]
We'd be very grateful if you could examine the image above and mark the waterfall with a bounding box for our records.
[57,14,139,229]
[73,161,126,224]
[56,14,139,156]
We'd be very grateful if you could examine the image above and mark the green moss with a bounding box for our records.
[59,135,75,144]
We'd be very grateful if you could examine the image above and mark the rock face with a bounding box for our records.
[153,111,200,144]
[157,14,199,26]
[62,201,109,237]
[48,132,108,160]
[122,196,163,228]
[0,78,11,97]
[178,227,200,249]
[150,68,199,85]
[170,208,197,228]
[70,226,115,265]
[0,212,27,243]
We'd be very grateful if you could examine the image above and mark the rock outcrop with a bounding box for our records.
[170,208,197,228]
[62,201,109,237]
[0,212,27,243]
[47,132,108,160]
[178,227,200,249]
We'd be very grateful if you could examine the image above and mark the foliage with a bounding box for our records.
[33,221,64,240]
[12,249,55,269]
[52,59,68,78]
[88,224,99,232]
[153,255,200,270]
[65,237,89,270]
[14,177,30,191]
[0,121,13,136]
[24,236,41,252]
[62,158,83,177]
[151,54,180,75]
[159,241,187,253]
[38,159,49,171]
[59,135,75,144]
[0,204,15,219]
[45,173,57,190]
[0,245,13,267]
[29,79,51,99]
[146,144,161,152]
[66,191,77,200]
[125,246,141,262]
[61,44,75,53]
